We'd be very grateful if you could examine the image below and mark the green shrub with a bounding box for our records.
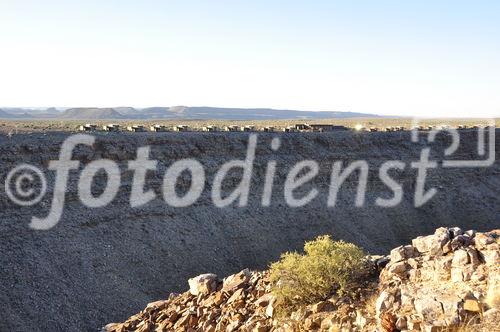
[269,235,366,313]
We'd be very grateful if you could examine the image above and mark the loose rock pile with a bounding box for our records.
[104,227,499,331]
[104,269,275,331]
[376,227,499,331]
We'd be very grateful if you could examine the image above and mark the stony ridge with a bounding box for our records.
[104,227,499,332]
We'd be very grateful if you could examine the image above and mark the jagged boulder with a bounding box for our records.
[411,227,450,255]
[188,273,219,296]
[390,245,418,263]
[377,227,499,331]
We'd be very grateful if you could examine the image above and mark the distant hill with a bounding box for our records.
[0,109,12,118]
[112,107,137,116]
[0,109,32,119]
[59,108,126,119]
[174,107,379,120]
[141,107,172,118]
[0,106,381,120]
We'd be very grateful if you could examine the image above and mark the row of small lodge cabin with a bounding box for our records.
[295,124,349,132]
[79,123,353,133]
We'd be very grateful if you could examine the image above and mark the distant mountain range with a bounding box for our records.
[0,106,381,120]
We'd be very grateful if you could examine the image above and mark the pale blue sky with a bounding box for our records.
[0,0,499,117]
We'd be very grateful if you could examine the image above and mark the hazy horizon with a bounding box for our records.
[1,105,498,119]
[1,1,499,118]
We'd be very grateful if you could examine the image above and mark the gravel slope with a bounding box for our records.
[0,130,498,331]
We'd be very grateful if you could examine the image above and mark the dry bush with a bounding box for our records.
[269,235,366,313]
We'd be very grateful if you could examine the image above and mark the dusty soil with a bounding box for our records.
[0,118,498,133]
[0,129,498,331]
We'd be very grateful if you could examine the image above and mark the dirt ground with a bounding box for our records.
[0,128,498,331]
[0,117,498,133]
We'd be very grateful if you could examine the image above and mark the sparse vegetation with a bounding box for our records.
[269,235,367,313]
[0,118,498,134]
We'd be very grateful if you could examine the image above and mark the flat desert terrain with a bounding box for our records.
[0,117,498,133]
